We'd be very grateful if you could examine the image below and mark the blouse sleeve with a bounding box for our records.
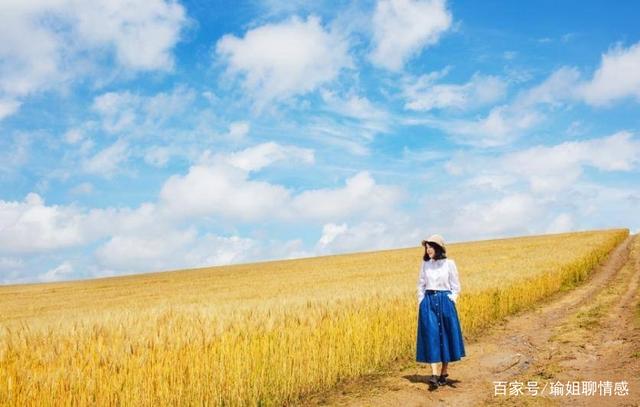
[448,259,461,303]
[416,261,426,304]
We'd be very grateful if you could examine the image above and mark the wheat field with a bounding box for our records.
[0,229,628,406]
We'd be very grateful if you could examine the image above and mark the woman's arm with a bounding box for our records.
[448,259,461,303]
[416,261,426,304]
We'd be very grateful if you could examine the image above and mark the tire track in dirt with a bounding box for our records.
[299,235,639,407]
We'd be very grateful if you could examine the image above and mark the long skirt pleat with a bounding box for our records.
[416,290,466,363]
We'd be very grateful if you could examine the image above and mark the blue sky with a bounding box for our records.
[1,0,639,284]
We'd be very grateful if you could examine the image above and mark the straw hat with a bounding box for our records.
[424,234,446,251]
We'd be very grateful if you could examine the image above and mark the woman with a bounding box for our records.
[416,234,466,389]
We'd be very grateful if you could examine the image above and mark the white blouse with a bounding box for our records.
[416,258,461,304]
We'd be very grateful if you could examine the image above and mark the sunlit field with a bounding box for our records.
[0,229,628,406]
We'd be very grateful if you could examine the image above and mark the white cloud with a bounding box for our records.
[546,213,574,233]
[0,193,88,254]
[0,195,266,281]
[320,90,392,138]
[160,163,292,221]
[161,152,403,224]
[185,234,259,266]
[404,72,507,111]
[142,86,197,121]
[428,131,640,241]
[83,139,129,177]
[517,66,581,107]
[321,90,390,122]
[574,185,640,230]
[369,0,452,71]
[95,228,197,272]
[92,87,196,134]
[2,142,376,258]
[407,48,637,147]
[72,203,169,246]
[317,223,348,248]
[93,228,309,275]
[581,132,640,171]
[514,42,640,108]
[39,261,74,282]
[421,179,640,244]
[465,174,517,191]
[496,42,640,110]
[431,66,581,146]
[0,0,187,116]
[502,131,640,193]
[406,67,563,146]
[450,193,541,239]
[0,139,410,280]
[224,121,250,141]
[215,15,352,107]
[0,3,62,97]
[224,142,315,172]
[315,219,421,255]
[70,0,188,71]
[92,91,139,133]
[0,192,176,258]
[433,67,578,147]
[0,98,21,120]
[445,132,640,195]
[159,142,316,221]
[580,41,640,106]
[446,104,542,147]
[291,171,404,221]
[304,118,375,156]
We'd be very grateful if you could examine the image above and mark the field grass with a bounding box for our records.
[0,229,628,406]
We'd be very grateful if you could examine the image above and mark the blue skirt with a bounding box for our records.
[416,290,466,363]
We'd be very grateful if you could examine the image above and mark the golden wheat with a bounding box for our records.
[0,229,628,406]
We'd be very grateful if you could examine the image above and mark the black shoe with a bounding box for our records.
[438,373,449,386]
[427,375,439,389]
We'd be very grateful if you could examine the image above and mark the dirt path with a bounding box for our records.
[300,235,640,407]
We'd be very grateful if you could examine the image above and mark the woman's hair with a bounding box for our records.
[422,241,447,261]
